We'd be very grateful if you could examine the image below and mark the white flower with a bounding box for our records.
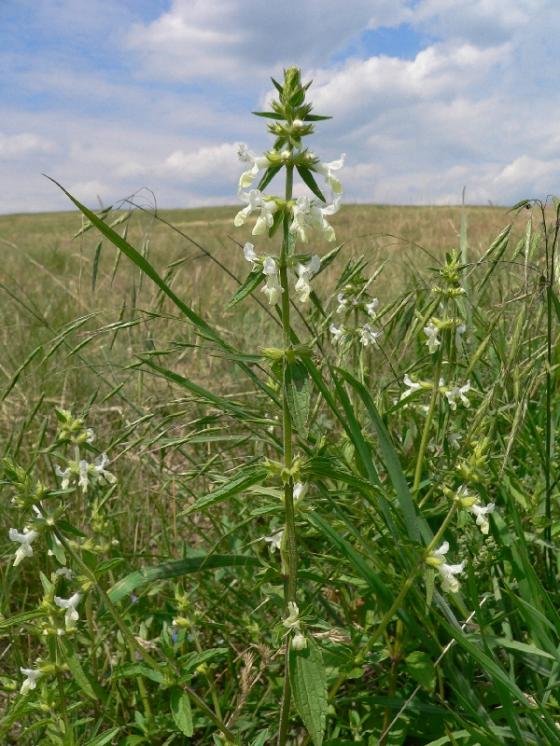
[55,566,74,580]
[292,119,304,129]
[314,154,345,194]
[426,542,465,593]
[366,298,379,317]
[424,320,441,354]
[359,323,382,347]
[293,481,307,503]
[55,465,72,490]
[445,382,471,410]
[291,631,308,650]
[294,255,321,303]
[290,195,340,243]
[455,323,466,347]
[57,455,115,493]
[20,667,43,695]
[431,541,449,561]
[8,528,39,567]
[448,432,461,450]
[235,189,278,235]
[282,601,308,649]
[243,242,259,269]
[401,374,422,400]
[261,256,282,305]
[470,502,495,535]
[94,453,116,483]
[237,144,270,190]
[264,528,283,552]
[329,324,345,344]
[283,601,301,631]
[336,293,348,314]
[54,592,81,629]
[439,561,466,593]
[78,459,90,492]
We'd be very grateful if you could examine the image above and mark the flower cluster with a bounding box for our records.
[243,243,322,306]
[400,374,472,409]
[56,453,115,493]
[233,67,344,315]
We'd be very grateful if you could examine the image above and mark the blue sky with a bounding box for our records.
[1,0,559,213]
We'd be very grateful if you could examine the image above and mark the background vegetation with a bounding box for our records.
[1,196,559,745]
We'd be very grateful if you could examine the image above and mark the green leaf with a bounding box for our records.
[178,648,229,677]
[108,554,260,604]
[303,114,332,121]
[226,269,263,308]
[252,111,284,120]
[113,664,165,685]
[170,686,194,737]
[296,165,326,202]
[46,176,273,401]
[258,165,282,192]
[182,465,267,515]
[404,651,436,692]
[0,609,43,630]
[289,638,327,746]
[46,533,66,565]
[268,205,284,238]
[250,730,270,746]
[285,360,312,436]
[91,241,103,292]
[271,77,284,95]
[84,727,121,746]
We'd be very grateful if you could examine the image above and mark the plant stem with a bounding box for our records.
[277,163,298,746]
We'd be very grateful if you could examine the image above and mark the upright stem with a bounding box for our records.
[277,163,298,746]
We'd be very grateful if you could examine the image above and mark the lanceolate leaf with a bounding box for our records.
[296,165,326,202]
[108,554,260,604]
[46,177,273,399]
[182,465,268,515]
[285,360,312,436]
[258,165,282,192]
[289,637,327,746]
[252,111,284,120]
[226,269,264,308]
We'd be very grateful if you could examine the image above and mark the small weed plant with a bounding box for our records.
[2,68,560,745]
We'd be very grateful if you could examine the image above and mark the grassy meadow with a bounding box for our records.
[1,114,559,745]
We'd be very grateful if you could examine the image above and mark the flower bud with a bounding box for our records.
[291,632,308,650]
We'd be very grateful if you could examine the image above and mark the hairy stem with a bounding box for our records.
[277,162,298,746]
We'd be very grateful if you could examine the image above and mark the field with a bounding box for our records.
[2,103,560,745]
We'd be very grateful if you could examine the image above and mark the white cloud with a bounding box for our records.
[127,0,407,82]
[3,0,560,213]
[0,132,54,159]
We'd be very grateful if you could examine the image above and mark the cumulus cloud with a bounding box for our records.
[0,132,54,159]
[127,0,407,82]
[2,0,560,212]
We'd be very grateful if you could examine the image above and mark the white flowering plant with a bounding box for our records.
[5,66,559,746]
